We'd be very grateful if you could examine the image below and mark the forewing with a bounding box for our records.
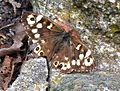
[21,12,64,57]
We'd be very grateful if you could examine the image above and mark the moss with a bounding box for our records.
[51,74,62,85]
[109,24,120,33]
[112,33,120,44]
[106,24,120,44]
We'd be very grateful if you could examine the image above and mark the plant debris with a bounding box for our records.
[0,0,33,90]
[4,0,21,14]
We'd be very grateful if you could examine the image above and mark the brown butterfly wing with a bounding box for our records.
[21,12,64,57]
[21,12,96,73]
[51,30,95,73]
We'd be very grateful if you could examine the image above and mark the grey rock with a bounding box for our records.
[7,57,48,91]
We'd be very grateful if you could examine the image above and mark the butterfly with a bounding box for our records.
[21,12,96,73]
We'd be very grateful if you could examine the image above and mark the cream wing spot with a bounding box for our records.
[38,50,44,56]
[85,49,91,58]
[27,14,35,25]
[27,19,35,25]
[41,40,46,44]
[76,59,80,66]
[71,60,76,65]
[32,39,39,43]
[76,44,81,50]
[60,63,67,70]
[67,62,71,69]
[36,14,43,22]
[64,57,69,61]
[27,14,34,18]
[34,45,41,54]
[84,58,93,66]
[62,67,67,70]
[81,66,85,70]
[36,23,43,28]
[34,33,40,39]
[30,24,33,27]
[47,23,53,29]
[31,29,38,33]
[53,61,59,67]
[79,54,84,60]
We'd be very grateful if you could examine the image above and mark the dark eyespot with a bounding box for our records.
[54,61,58,65]
[40,51,44,56]
[30,17,35,21]
[57,64,63,68]
[64,64,67,67]
[35,47,39,51]
[87,59,90,62]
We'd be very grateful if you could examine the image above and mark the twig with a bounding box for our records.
[0,23,14,30]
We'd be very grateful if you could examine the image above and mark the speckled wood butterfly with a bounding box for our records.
[21,12,96,73]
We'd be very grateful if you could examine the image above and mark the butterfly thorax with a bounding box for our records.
[62,32,70,41]
[50,31,70,56]
[57,31,70,42]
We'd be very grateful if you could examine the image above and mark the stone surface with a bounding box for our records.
[51,72,120,91]
[2,0,120,91]
[7,57,48,91]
